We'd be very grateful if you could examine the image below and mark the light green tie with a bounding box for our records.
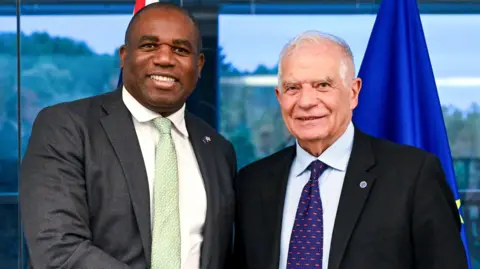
[151,117,181,269]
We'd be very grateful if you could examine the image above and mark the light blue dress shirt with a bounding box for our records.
[279,122,355,269]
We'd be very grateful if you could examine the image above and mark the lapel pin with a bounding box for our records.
[359,181,368,189]
[202,136,211,144]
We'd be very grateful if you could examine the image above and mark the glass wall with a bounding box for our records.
[1,0,479,268]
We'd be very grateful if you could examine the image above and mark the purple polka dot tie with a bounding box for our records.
[286,160,328,269]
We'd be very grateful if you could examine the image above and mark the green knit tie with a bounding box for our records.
[150,117,181,269]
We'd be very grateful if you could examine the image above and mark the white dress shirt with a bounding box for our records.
[122,87,207,269]
[279,122,354,269]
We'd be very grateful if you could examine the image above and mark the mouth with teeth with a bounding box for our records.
[297,116,323,121]
[148,74,179,89]
[295,116,326,127]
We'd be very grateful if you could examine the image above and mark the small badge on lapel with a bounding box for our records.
[359,181,368,189]
[202,136,211,144]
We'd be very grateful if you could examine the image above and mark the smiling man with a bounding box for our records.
[20,3,237,269]
[233,31,467,269]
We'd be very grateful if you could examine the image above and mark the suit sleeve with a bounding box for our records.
[223,141,238,269]
[19,106,130,269]
[412,154,468,269]
[228,141,238,180]
[232,167,248,269]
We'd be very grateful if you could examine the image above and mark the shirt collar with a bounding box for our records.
[122,86,189,137]
[291,121,354,177]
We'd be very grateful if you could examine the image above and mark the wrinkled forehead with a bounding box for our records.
[280,46,343,78]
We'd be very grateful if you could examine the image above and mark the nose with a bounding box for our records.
[152,44,175,67]
[297,87,318,109]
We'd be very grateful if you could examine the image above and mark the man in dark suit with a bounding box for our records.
[19,3,236,269]
[233,30,468,269]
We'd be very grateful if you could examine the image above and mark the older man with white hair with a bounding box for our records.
[233,30,467,269]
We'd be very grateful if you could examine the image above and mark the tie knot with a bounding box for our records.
[309,160,328,180]
[153,117,172,134]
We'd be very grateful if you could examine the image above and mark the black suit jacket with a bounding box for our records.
[19,89,237,269]
[233,127,468,269]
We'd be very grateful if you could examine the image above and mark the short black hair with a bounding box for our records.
[124,2,203,52]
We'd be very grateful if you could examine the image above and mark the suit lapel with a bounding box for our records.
[261,146,296,269]
[185,113,218,269]
[328,129,377,269]
[99,90,152,265]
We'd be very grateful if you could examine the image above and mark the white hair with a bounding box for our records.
[277,30,355,89]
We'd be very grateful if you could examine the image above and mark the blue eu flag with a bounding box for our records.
[352,0,471,267]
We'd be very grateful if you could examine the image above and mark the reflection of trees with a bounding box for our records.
[20,32,94,56]
[444,104,480,158]
[218,46,240,75]
[218,44,285,167]
[252,64,278,75]
[0,31,120,163]
[219,81,293,167]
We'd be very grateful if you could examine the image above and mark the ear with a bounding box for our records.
[119,45,127,68]
[197,53,205,78]
[275,86,283,102]
[349,77,362,110]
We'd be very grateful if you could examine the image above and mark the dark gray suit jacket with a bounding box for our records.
[19,89,237,269]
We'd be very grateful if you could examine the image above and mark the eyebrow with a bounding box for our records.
[283,76,335,85]
[172,39,194,50]
[312,76,335,84]
[137,36,194,50]
[138,35,159,43]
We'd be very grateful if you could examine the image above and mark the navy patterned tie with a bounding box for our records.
[286,160,328,269]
